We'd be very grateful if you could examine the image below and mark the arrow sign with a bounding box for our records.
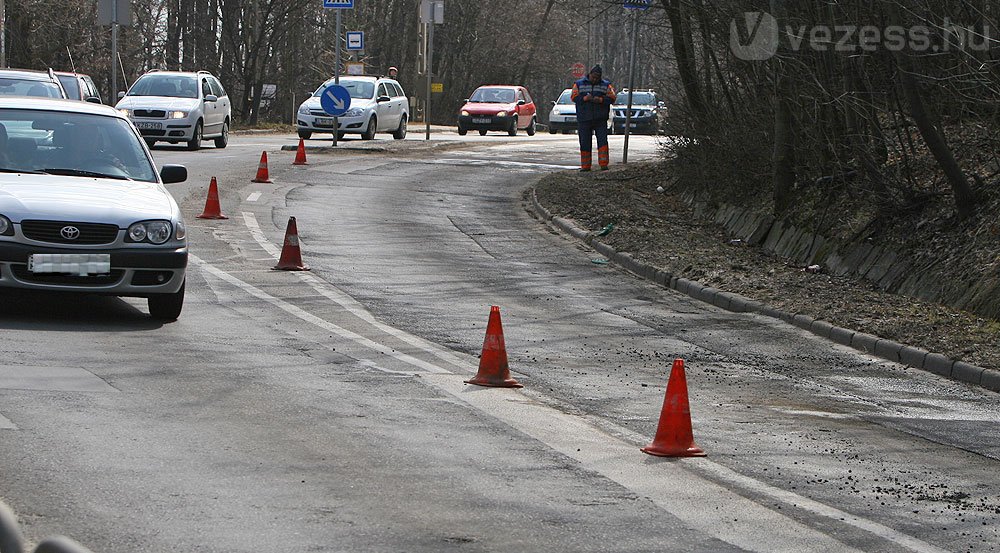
[320,84,352,116]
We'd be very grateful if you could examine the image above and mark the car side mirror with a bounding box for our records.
[159,164,187,184]
[85,96,102,104]
[117,91,126,100]
[517,100,526,105]
[377,95,391,103]
[463,98,469,103]
[658,101,665,108]
[204,94,218,103]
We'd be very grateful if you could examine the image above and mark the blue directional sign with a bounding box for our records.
[323,0,353,8]
[624,0,650,9]
[346,31,364,51]
[319,84,352,116]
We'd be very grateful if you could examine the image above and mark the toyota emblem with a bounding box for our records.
[60,226,81,240]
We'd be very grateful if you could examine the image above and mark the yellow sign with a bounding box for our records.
[431,83,444,93]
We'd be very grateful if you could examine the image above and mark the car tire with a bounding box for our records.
[393,115,407,140]
[508,119,517,136]
[361,116,377,140]
[148,281,185,322]
[548,126,557,134]
[478,129,488,136]
[214,120,229,148]
[298,130,312,140]
[187,121,202,151]
[145,139,156,148]
[458,126,468,136]
[526,117,536,136]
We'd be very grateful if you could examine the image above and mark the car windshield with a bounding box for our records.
[615,92,657,105]
[313,80,375,100]
[127,74,199,99]
[556,90,573,104]
[56,76,81,99]
[470,88,516,103]
[0,78,63,99]
[0,109,157,182]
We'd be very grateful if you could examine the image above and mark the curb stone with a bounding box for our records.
[528,187,999,393]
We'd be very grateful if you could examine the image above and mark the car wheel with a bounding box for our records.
[548,126,557,134]
[478,129,488,136]
[145,139,156,148]
[526,117,536,136]
[508,119,517,136]
[214,120,229,148]
[148,281,185,322]
[393,115,407,140]
[361,116,377,140]
[187,121,202,150]
[298,129,312,140]
[458,126,468,136]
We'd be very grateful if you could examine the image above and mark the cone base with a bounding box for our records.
[640,443,707,458]
[252,178,273,183]
[293,160,308,166]
[197,213,229,220]
[273,264,310,271]
[464,376,523,388]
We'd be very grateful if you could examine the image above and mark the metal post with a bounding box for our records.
[333,9,341,146]
[0,0,6,68]
[622,9,638,164]
[425,16,433,140]
[111,0,119,101]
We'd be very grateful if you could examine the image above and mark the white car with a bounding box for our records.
[116,70,231,150]
[547,88,577,134]
[0,98,189,320]
[297,76,409,140]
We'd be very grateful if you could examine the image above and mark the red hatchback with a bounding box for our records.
[457,85,537,136]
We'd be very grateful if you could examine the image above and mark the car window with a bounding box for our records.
[377,83,389,98]
[83,77,100,100]
[0,108,157,182]
[390,83,404,97]
[615,92,656,105]
[57,75,82,99]
[470,88,516,103]
[556,90,573,104]
[313,80,375,100]
[208,77,225,97]
[127,74,199,99]
[0,78,63,99]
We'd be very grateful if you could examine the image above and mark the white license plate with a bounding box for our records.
[630,123,638,128]
[135,122,161,130]
[472,117,491,124]
[566,117,576,123]
[315,118,335,127]
[28,254,111,276]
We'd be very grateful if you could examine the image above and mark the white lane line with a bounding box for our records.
[191,255,449,375]
[246,192,262,202]
[242,211,469,369]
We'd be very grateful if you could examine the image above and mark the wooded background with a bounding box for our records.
[5,0,997,218]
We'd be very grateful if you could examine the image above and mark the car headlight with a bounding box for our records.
[298,104,310,114]
[128,221,173,244]
[118,108,130,117]
[0,215,12,236]
[460,110,470,116]
[344,108,364,117]
[497,111,507,117]
[169,111,189,119]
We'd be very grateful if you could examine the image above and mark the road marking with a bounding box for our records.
[242,211,469,369]
[191,255,450,375]
[0,413,16,430]
[246,192,262,202]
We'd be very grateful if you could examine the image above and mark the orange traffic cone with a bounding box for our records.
[273,217,309,271]
[196,177,229,220]
[252,151,273,183]
[641,359,706,457]
[465,306,523,388]
[293,138,308,165]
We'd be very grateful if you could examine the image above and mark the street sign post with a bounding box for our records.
[323,0,353,145]
[346,31,364,51]
[420,0,444,140]
[98,0,133,101]
[622,3,645,164]
[320,84,352,117]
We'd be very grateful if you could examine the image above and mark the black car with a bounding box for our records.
[610,89,663,135]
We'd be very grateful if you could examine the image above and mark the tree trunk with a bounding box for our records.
[662,0,704,118]
[770,0,795,216]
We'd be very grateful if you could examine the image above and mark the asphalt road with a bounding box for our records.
[1,128,999,553]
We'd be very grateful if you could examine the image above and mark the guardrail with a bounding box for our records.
[0,501,93,553]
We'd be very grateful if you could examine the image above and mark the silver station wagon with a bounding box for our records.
[0,98,189,320]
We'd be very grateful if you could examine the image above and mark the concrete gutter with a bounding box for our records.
[528,188,1000,394]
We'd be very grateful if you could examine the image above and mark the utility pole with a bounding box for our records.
[421,1,443,141]
[333,8,341,146]
[111,0,119,99]
[622,9,638,164]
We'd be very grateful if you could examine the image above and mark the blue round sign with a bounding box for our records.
[319,84,352,116]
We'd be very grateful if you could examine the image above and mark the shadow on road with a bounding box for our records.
[0,290,164,331]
